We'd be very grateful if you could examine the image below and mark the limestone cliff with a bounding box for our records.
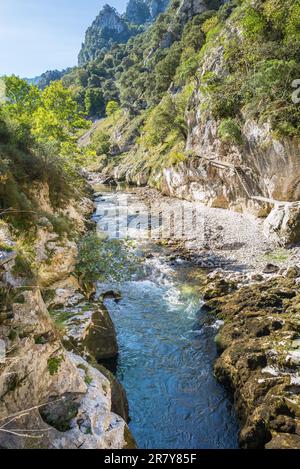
[93,0,300,245]
[0,183,134,449]
[125,0,169,24]
[78,4,136,66]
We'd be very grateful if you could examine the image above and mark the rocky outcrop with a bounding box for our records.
[148,0,170,19]
[0,287,132,449]
[202,277,300,449]
[264,204,300,246]
[125,0,169,24]
[79,5,131,66]
[177,0,223,21]
[59,301,118,361]
[78,4,138,66]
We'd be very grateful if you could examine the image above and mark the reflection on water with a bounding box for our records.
[95,187,239,449]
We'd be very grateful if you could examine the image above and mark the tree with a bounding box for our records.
[4,75,40,113]
[84,88,104,116]
[32,81,87,145]
[106,100,120,117]
[2,76,41,145]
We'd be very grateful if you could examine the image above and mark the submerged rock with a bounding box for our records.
[263,263,280,274]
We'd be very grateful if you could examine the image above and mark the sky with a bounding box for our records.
[0,0,126,77]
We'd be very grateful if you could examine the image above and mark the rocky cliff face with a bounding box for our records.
[148,0,170,19]
[78,4,136,66]
[99,0,300,246]
[0,183,134,449]
[78,1,171,66]
[177,0,224,21]
[158,35,300,243]
[125,0,170,24]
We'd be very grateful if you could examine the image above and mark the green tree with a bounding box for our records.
[84,88,104,115]
[76,233,140,295]
[4,75,40,114]
[32,81,86,146]
[106,100,120,117]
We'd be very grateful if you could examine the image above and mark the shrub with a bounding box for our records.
[76,233,140,295]
[106,100,120,117]
[218,118,243,145]
[241,6,267,40]
[285,2,300,43]
[92,131,111,155]
[46,214,74,239]
[47,356,64,375]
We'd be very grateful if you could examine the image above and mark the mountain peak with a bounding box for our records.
[78,1,170,66]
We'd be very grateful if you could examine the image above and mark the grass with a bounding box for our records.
[0,241,13,252]
[263,248,290,264]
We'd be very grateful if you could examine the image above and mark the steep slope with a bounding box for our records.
[26,68,72,89]
[82,0,300,244]
[125,0,170,24]
[0,77,134,449]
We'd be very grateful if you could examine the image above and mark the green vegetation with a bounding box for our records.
[77,363,93,385]
[47,356,64,375]
[218,118,243,145]
[0,76,93,231]
[263,248,290,264]
[75,233,140,294]
[106,100,120,117]
[199,0,300,137]
[0,241,13,252]
[75,0,300,187]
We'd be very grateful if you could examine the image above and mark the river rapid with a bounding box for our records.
[93,184,239,449]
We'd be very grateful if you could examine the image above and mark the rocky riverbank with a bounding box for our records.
[96,181,300,449]
[0,181,135,449]
[201,275,300,449]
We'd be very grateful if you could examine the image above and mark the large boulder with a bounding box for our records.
[263,204,300,245]
[61,302,118,361]
[0,288,132,449]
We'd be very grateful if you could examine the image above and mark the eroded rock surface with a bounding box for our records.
[0,287,133,449]
[202,277,300,448]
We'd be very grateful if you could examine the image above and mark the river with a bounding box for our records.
[93,184,239,449]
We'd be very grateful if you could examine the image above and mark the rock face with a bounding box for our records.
[78,5,136,66]
[59,301,118,361]
[126,0,152,24]
[202,277,300,449]
[264,205,300,246]
[0,288,132,449]
[148,0,170,19]
[177,0,223,21]
[125,0,169,24]
[78,1,171,66]
[155,38,300,221]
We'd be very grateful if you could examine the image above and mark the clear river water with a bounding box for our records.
[93,185,239,449]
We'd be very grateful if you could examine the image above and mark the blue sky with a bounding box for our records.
[0,0,126,77]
